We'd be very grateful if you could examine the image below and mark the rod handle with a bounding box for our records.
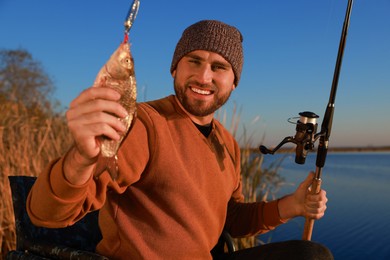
[302,177,322,240]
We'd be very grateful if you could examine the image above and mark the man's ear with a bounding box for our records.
[232,84,236,90]
[171,70,176,78]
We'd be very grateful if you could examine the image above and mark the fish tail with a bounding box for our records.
[94,155,119,181]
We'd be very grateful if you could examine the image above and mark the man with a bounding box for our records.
[27,20,332,259]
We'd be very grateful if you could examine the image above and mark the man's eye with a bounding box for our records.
[189,59,200,64]
[212,65,226,71]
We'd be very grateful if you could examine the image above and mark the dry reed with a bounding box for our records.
[0,100,72,258]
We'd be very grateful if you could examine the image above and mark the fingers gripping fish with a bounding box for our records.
[94,0,140,180]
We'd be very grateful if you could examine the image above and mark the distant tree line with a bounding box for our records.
[0,48,59,117]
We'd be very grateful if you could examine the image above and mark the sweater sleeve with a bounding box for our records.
[26,155,107,228]
[27,104,153,228]
[225,196,287,238]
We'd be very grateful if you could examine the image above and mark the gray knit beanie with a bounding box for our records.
[170,20,244,86]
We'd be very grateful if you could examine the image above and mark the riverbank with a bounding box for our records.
[249,145,390,154]
[324,145,390,153]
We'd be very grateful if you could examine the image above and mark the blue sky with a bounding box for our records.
[1,0,389,147]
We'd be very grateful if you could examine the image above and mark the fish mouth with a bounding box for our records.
[190,87,214,96]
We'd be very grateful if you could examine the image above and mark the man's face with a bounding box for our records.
[172,50,236,119]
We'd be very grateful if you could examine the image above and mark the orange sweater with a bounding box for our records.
[27,95,284,259]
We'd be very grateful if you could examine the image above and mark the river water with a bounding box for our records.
[259,152,390,259]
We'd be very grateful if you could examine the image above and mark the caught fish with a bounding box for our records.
[94,0,140,180]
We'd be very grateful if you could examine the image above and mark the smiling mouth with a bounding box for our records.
[190,87,213,95]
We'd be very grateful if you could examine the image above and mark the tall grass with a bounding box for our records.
[218,106,286,249]
[0,101,286,257]
[0,100,72,258]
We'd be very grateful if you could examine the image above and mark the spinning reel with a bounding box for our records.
[259,111,320,165]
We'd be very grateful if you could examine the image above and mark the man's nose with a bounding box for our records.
[196,65,213,85]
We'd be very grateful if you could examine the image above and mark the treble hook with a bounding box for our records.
[124,0,140,35]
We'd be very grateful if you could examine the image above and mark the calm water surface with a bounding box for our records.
[260,152,390,260]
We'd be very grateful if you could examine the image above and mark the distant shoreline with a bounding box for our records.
[250,146,390,154]
[322,146,390,153]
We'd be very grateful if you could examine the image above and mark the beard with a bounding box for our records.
[174,78,232,117]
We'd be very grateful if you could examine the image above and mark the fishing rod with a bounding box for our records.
[259,0,354,241]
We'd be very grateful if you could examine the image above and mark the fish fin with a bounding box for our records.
[106,155,119,180]
[94,155,119,181]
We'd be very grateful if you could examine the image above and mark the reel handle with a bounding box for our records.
[259,111,319,165]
